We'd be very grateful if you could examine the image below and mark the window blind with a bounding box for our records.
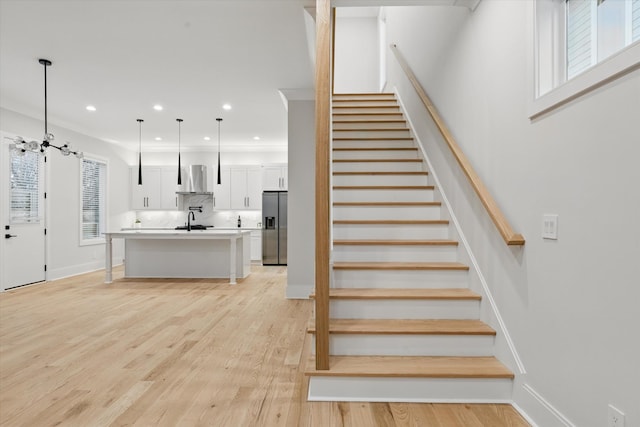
[10,151,40,223]
[81,158,106,241]
[633,0,640,41]
[567,0,595,79]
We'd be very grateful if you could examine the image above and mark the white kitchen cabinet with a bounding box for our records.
[161,167,185,210]
[230,166,262,210]
[131,167,162,209]
[131,166,186,210]
[250,230,262,261]
[262,165,287,190]
[211,167,231,209]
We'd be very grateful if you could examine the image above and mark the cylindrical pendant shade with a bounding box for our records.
[177,118,183,185]
[137,119,144,185]
[216,117,222,185]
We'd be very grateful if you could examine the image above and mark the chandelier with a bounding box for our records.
[7,59,83,158]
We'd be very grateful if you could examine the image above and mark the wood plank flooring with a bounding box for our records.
[0,266,530,426]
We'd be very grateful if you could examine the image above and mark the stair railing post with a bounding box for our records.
[314,0,331,371]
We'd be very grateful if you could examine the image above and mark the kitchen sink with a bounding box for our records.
[175,225,213,230]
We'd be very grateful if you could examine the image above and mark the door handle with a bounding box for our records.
[5,234,17,239]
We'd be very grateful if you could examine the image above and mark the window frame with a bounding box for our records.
[530,0,640,119]
[79,154,108,246]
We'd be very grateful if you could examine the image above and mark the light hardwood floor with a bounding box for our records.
[0,266,530,427]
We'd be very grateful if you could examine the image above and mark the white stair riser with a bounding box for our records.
[333,130,411,139]
[333,189,434,202]
[332,269,469,289]
[328,299,479,319]
[333,140,416,149]
[307,377,513,403]
[333,95,396,101]
[333,114,403,121]
[332,245,458,263]
[333,100,399,107]
[333,175,429,186]
[333,162,424,172]
[333,205,441,220]
[333,107,400,114]
[333,121,407,130]
[333,174,429,186]
[333,224,449,240]
[310,335,495,357]
[333,150,419,160]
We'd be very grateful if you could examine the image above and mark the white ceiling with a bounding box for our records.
[0,0,316,153]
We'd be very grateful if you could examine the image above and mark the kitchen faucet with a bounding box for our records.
[187,211,196,231]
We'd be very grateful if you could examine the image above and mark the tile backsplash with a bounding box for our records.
[131,195,263,229]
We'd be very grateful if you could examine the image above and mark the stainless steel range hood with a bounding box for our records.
[176,165,213,195]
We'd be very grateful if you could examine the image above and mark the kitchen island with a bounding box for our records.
[104,230,251,284]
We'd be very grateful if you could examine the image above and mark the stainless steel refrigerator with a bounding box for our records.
[262,191,287,265]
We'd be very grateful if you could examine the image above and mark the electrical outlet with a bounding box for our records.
[608,405,625,427]
[542,214,558,239]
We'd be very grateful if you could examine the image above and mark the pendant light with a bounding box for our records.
[6,59,83,158]
[216,117,223,185]
[176,118,183,185]
[137,119,144,185]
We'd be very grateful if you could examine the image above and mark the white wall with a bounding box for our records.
[285,99,315,299]
[334,16,380,93]
[385,3,640,426]
[0,107,132,282]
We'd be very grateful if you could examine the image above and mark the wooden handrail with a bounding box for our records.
[390,44,525,246]
[314,0,331,370]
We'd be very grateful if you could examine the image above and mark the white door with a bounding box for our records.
[1,143,46,290]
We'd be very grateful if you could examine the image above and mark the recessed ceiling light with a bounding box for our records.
[153,104,163,111]
[155,137,162,141]
[86,105,96,112]
[253,136,260,140]
[222,104,232,111]
[204,136,211,141]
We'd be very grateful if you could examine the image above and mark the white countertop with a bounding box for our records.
[106,229,251,239]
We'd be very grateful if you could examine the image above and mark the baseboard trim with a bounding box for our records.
[513,383,576,427]
[286,284,313,299]
[47,260,121,282]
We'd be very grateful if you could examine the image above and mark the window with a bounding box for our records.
[532,0,640,117]
[80,156,107,245]
[10,150,41,223]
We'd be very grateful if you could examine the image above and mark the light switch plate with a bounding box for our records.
[542,214,558,239]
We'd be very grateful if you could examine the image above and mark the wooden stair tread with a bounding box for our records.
[305,356,513,379]
[333,262,469,271]
[333,185,434,190]
[333,239,457,246]
[311,288,480,300]
[334,128,410,132]
[333,201,439,206]
[333,112,403,117]
[333,171,428,176]
[334,137,413,141]
[333,147,418,151]
[333,119,406,123]
[307,319,494,335]
[333,158,422,163]
[334,219,449,225]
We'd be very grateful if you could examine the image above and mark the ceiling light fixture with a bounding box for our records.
[5,59,83,158]
[137,119,144,185]
[253,136,260,141]
[153,104,163,111]
[176,118,183,185]
[216,117,223,185]
[86,105,97,112]
[222,104,232,111]
[155,137,162,141]
[204,136,211,141]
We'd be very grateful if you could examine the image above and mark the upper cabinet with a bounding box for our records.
[230,166,262,210]
[262,165,288,191]
[212,167,231,210]
[131,166,185,210]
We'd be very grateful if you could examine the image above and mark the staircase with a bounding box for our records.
[306,93,514,402]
